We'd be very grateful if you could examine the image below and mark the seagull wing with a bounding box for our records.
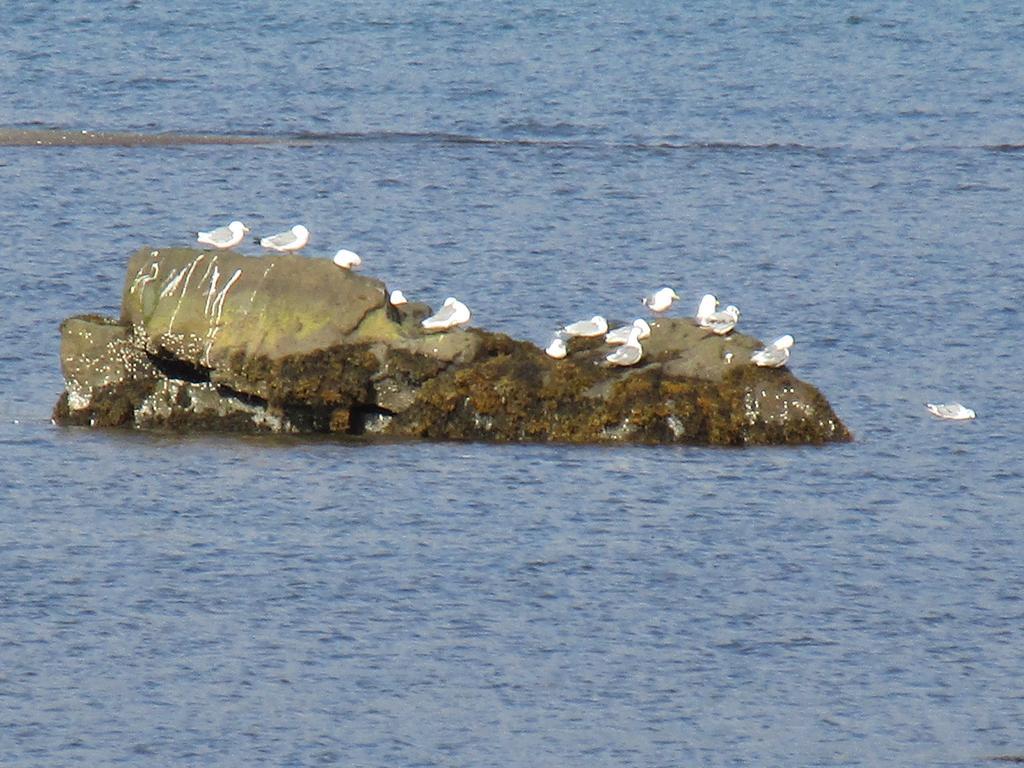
[198,224,237,247]
[706,317,736,335]
[263,230,298,249]
[606,344,642,366]
[422,303,458,328]
[605,325,632,345]
[207,224,235,243]
[564,319,597,336]
[751,347,787,367]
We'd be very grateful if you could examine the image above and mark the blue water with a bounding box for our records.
[3,3,1024,766]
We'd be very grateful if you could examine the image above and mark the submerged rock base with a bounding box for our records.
[53,247,851,446]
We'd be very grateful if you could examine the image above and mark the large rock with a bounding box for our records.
[54,247,852,445]
[122,247,389,363]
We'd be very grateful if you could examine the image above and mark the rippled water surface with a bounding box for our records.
[3,3,1024,766]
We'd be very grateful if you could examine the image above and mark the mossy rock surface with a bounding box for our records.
[54,248,851,445]
[121,247,389,364]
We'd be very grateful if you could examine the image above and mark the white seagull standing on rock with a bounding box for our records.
[605,325,644,367]
[255,224,310,252]
[563,315,608,338]
[606,318,651,346]
[389,289,408,306]
[642,287,680,313]
[701,305,741,335]
[332,249,362,269]
[925,402,976,420]
[196,220,249,250]
[695,293,718,324]
[422,297,471,331]
[751,334,794,367]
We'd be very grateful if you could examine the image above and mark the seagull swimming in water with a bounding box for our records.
[196,220,249,250]
[421,297,471,331]
[254,224,310,252]
[701,305,740,335]
[750,334,794,367]
[389,289,408,306]
[605,325,644,367]
[695,293,718,324]
[332,249,362,269]
[563,315,608,338]
[605,318,652,346]
[643,287,681,313]
[925,402,976,420]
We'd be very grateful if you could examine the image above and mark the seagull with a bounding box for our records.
[563,315,608,338]
[545,335,568,359]
[695,293,718,324]
[701,305,741,335]
[421,297,471,331]
[196,220,249,250]
[605,326,644,366]
[332,249,361,269]
[926,402,976,420]
[750,334,794,367]
[389,289,408,305]
[642,287,680,313]
[606,318,652,346]
[254,224,310,252]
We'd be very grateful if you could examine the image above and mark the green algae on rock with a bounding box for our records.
[54,247,851,445]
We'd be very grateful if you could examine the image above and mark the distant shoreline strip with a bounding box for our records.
[2,127,1022,153]
[0,128,277,147]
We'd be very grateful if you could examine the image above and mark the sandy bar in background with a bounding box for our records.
[0,128,289,147]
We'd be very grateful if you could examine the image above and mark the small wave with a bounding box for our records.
[286,130,834,153]
[496,118,593,138]
[288,129,596,149]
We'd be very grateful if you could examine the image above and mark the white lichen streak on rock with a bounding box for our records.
[167,254,208,332]
[202,268,243,366]
[248,264,275,307]
[131,260,160,295]
[203,266,221,316]
[209,269,241,325]
[199,254,217,280]
[158,265,188,299]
